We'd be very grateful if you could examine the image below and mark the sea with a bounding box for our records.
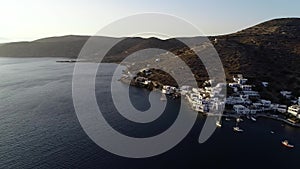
[0,57,299,169]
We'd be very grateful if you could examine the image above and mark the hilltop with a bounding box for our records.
[211,18,300,101]
[0,18,299,101]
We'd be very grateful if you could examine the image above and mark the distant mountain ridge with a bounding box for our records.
[0,18,300,100]
[0,18,299,58]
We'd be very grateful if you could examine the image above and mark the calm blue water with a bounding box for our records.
[0,57,299,169]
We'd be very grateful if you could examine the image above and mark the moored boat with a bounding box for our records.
[233,126,244,132]
[236,117,243,122]
[282,140,294,148]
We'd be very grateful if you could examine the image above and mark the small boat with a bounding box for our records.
[236,117,243,122]
[270,131,275,134]
[250,116,257,121]
[233,126,244,132]
[216,121,222,127]
[225,118,230,121]
[282,140,294,148]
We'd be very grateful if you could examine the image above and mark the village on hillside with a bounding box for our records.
[120,68,300,128]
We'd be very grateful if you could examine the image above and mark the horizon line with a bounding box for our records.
[2,16,299,44]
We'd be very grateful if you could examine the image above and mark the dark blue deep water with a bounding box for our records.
[0,57,299,169]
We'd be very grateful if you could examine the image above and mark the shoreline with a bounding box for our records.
[120,77,300,128]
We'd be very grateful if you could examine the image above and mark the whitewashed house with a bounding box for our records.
[237,78,248,85]
[229,83,239,88]
[233,74,243,82]
[210,100,225,111]
[186,92,209,112]
[241,85,252,91]
[280,91,292,99]
[225,96,245,105]
[291,99,298,104]
[179,85,192,95]
[233,74,247,85]
[162,85,176,95]
[210,84,225,98]
[233,105,250,114]
[190,93,202,101]
[288,105,300,119]
[262,82,269,87]
[139,68,152,76]
[192,88,201,94]
[242,91,260,97]
[261,99,272,107]
[192,103,209,112]
[277,104,287,113]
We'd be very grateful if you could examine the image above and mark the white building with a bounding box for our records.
[242,91,260,97]
[241,85,252,91]
[287,105,300,119]
[225,95,251,105]
[233,105,250,114]
[229,83,239,88]
[192,103,209,112]
[180,85,192,95]
[232,74,248,85]
[190,93,202,101]
[262,82,269,87]
[210,100,225,111]
[162,85,177,95]
[280,91,292,99]
[237,78,248,85]
[226,96,245,105]
[186,92,209,113]
[261,99,271,107]
[233,74,243,82]
[139,68,152,76]
[277,104,287,113]
[192,88,201,94]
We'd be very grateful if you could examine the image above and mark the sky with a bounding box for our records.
[0,0,300,43]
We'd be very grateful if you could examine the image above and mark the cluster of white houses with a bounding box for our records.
[127,69,300,120]
[181,74,300,120]
[181,74,277,115]
[227,74,276,114]
[184,83,226,113]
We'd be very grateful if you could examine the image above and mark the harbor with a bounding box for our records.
[120,68,300,130]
